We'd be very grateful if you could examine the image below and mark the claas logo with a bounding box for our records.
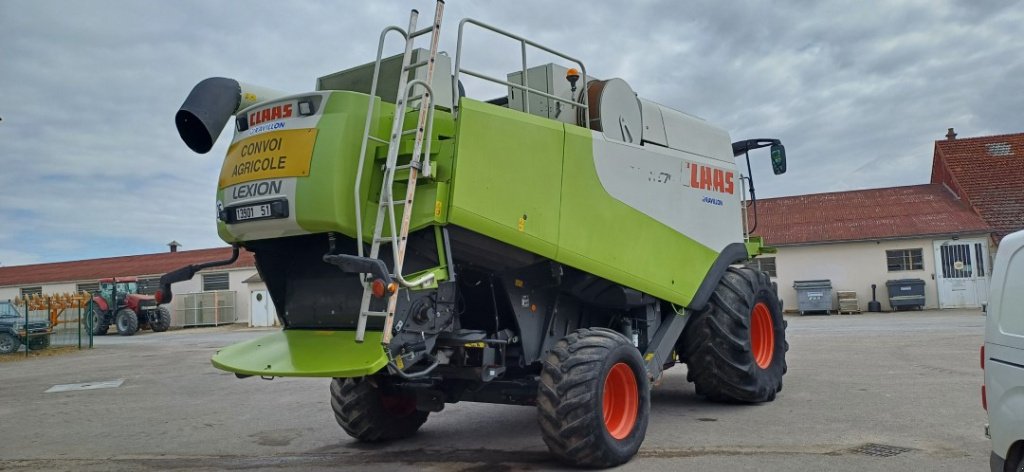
[249,104,293,126]
[686,162,735,195]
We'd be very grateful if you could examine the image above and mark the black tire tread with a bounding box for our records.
[150,306,171,332]
[330,377,428,442]
[538,327,648,468]
[0,332,20,354]
[115,308,139,336]
[680,266,788,403]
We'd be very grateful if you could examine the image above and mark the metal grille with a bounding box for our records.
[940,243,973,278]
[174,291,236,327]
[19,286,42,296]
[201,272,230,291]
[849,443,913,457]
[76,282,99,294]
[136,277,161,295]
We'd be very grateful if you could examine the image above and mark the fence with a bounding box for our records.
[2,293,92,357]
[173,291,236,327]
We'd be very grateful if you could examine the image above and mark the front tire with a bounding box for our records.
[537,327,650,468]
[29,336,51,350]
[0,333,20,354]
[150,307,171,332]
[330,377,429,442]
[680,266,788,403]
[115,308,139,336]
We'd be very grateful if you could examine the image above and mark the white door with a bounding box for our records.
[933,239,990,309]
[249,290,278,327]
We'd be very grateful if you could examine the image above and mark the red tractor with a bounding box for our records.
[87,277,171,336]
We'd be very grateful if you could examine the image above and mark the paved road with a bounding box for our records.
[0,310,989,471]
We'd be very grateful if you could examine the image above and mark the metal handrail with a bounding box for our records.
[453,18,589,121]
[354,25,409,258]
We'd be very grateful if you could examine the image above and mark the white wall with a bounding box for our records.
[774,238,943,312]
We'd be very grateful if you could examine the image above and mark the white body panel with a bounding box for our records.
[985,229,1024,464]
[590,131,744,253]
[507,63,580,125]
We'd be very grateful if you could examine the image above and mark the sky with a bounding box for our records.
[1,0,1022,266]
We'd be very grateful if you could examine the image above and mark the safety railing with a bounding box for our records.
[452,18,589,121]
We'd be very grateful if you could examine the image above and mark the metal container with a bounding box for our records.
[793,279,833,315]
[885,279,926,311]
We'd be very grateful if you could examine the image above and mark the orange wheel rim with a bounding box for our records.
[751,302,775,369]
[602,362,639,440]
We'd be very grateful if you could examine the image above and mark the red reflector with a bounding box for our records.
[982,384,987,411]
[980,345,985,370]
[371,279,386,298]
[155,290,164,304]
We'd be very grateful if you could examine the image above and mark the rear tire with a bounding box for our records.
[537,327,650,468]
[89,305,109,336]
[0,333,20,354]
[115,308,139,336]
[680,266,788,403]
[330,377,429,442]
[150,307,171,332]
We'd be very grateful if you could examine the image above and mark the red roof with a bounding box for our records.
[931,132,1024,241]
[0,247,255,288]
[750,184,991,246]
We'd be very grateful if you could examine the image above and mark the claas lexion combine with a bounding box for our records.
[158,2,789,467]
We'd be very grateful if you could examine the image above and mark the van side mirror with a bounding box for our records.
[770,144,787,175]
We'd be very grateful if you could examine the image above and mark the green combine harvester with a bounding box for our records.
[159,2,789,467]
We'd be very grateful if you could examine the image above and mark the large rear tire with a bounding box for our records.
[150,307,171,332]
[680,266,788,403]
[89,305,110,336]
[115,308,139,336]
[330,377,429,442]
[537,327,650,468]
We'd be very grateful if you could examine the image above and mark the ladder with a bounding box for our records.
[352,1,445,343]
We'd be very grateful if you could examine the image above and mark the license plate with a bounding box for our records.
[236,203,273,221]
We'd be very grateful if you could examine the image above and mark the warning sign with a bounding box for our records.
[219,128,318,188]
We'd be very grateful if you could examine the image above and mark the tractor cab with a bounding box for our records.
[98,277,138,304]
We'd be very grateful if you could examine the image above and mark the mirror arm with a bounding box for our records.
[745,150,758,234]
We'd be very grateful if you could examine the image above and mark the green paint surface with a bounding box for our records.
[558,125,718,307]
[211,329,387,377]
[448,99,564,258]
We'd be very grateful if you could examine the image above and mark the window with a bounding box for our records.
[20,286,42,296]
[746,257,777,277]
[202,272,230,291]
[76,282,100,294]
[136,277,161,295]
[886,249,923,272]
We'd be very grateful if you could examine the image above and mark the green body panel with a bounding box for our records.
[447,98,719,307]
[558,125,719,307]
[211,330,387,377]
[448,99,565,259]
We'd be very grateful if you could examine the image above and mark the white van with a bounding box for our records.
[985,229,1024,472]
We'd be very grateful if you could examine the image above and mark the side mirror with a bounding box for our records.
[770,144,787,175]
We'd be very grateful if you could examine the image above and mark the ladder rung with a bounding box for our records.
[404,60,428,71]
[401,128,422,136]
[362,310,390,318]
[367,135,388,144]
[409,25,434,38]
[379,199,407,207]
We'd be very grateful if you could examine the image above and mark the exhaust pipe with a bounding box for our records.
[175,77,288,154]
